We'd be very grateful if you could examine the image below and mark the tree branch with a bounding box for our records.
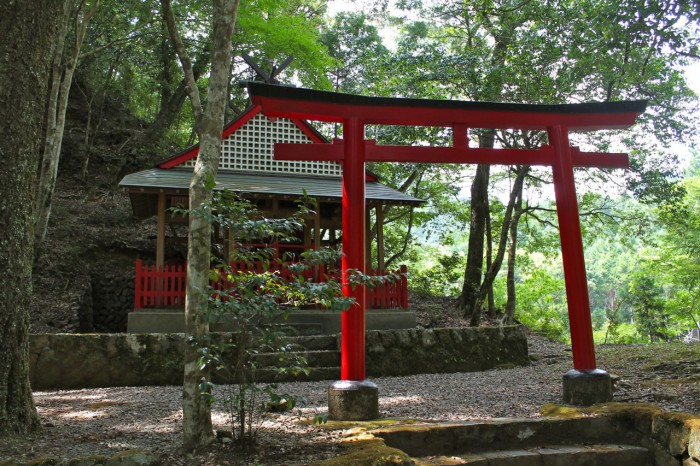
[161,0,203,123]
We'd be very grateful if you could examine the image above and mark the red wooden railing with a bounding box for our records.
[134,259,408,310]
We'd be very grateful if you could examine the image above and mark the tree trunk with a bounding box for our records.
[470,166,528,326]
[0,0,63,436]
[34,0,100,248]
[163,0,239,451]
[140,44,212,149]
[503,185,524,325]
[485,197,496,317]
[459,130,495,315]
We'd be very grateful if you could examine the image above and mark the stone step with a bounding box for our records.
[372,417,629,456]
[414,444,651,466]
[278,322,326,336]
[254,365,340,383]
[253,349,340,368]
[287,333,339,351]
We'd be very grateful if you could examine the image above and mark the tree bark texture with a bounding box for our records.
[459,162,491,314]
[470,166,528,326]
[0,0,64,436]
[162,0,239,451]
[503,184,524,325]
[34,0,100,247]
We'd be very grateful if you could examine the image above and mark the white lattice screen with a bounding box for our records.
[179,113,342,177]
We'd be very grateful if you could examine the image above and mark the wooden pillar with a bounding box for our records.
[549,125,597,371]
[314,200,321,251]
[156,192,166,269]
[376,204,385,272]
[341,117,366,381]
[303,222,312,249]
[365,206,372,270]
[224,227,236,263]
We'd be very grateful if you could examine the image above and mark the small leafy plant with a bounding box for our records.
[183,191,352,448]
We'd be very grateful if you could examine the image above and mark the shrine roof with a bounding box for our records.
[119,168,423,205]
[247,83,648,131]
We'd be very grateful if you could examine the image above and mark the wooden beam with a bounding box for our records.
[250,85,645,130]
[273,140,629,168]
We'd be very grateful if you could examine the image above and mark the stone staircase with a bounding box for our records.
[411,443,650,465]
[252,333,341,383]
[371,417,657,466]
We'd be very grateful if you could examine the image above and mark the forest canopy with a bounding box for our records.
[47,0,700,344]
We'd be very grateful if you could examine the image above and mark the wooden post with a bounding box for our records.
[341,117,366,381]
[156,192,166,269]
[549,125,597,371]
[365,206,372,270]
[303,223,312,249]
[314,200,321,251]
[376,204,385,272]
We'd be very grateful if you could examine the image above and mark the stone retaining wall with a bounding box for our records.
[29,326,529,390]
[366,326,529,376]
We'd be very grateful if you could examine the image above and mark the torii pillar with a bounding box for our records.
[248,82,647,415]
[326,117,379,420]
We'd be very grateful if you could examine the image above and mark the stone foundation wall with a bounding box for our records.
[366,326,529,376]
[29,326,529,390]
[91,272,134,333]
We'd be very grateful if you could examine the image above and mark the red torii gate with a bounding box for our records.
[248,82,647,415]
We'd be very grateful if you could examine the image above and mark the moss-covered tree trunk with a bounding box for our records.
[0,0,64,436]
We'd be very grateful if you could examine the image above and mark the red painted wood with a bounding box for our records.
[159,105,263,168]
[290,117,327,143]
[252,95,642,131]
[367,145,555,164]
[341,118,367,381]
[570,147,629,169]
[549,125,597,370]
[133,258,406,311]
[274,141,629,168]
[253,89,646,380]
[453,124,469,148]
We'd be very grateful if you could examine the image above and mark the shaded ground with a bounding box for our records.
[2,334,698,465]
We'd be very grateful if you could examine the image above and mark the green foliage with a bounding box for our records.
[183,191,399,446]
[185,191,351,447]
[628,270,670,342]
[233,0,333,91]
[516,268,568,341]
[594,322,641,345]
[410,247,464,297]
[320,11,389,94]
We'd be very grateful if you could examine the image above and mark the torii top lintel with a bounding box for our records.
[248,82,647,131]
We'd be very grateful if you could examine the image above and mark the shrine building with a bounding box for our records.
[118,104,422,333]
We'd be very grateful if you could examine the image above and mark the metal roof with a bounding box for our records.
[119,168,423,205]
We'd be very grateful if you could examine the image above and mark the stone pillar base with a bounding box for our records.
[563,369,613,406]
[328,380,379,421]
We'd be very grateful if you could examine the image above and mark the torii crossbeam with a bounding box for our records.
[248,82,647,416]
